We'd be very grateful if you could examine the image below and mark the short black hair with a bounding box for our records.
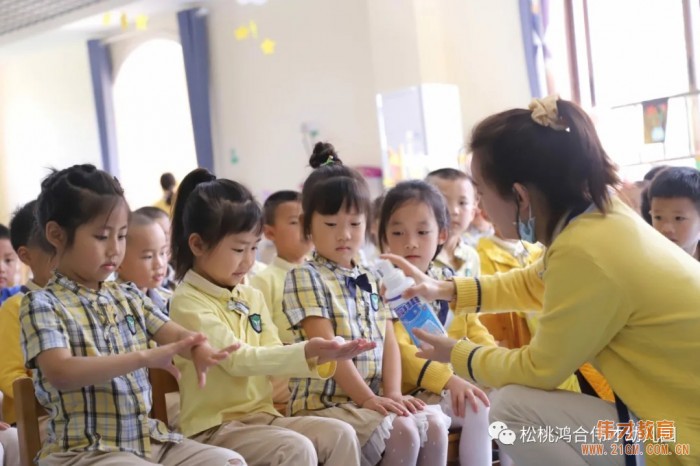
[378,180,449,257]
[644,165,669,182]
[134,206,169,221]
[649,167,700,213]
[160,173,176,191]
[9,200,49,252]
[426,168,470,182]
[0,224,9,240]
[263,191,301,226]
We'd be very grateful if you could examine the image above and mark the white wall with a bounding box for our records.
[440,0,531,134]
[207,0,381,198]
[0,40,101,223]
[0,0,531,218]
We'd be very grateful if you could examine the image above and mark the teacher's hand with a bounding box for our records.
[412,328,459,363]
[380,254,456,302]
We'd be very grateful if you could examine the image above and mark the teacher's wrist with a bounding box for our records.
[441,278,457,302]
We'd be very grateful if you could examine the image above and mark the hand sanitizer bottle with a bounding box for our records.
[377,260,446,347]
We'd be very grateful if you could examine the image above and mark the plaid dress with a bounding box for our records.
[283,253,394,415]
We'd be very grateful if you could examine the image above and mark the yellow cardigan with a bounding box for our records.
[450,197,700,466]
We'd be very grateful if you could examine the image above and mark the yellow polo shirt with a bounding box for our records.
[249,256,297,344]
[171,270,334,437]
[0,280,39,423]
[450,197,700,466]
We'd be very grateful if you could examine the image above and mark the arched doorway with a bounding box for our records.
[113,38,196,209]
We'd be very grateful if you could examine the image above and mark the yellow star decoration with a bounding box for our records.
[120,13,128,31]
[260,38,276,55]
[235,25,250,40]
[249,20,258,39]
[102,12,111,26]
[135,14,149,31]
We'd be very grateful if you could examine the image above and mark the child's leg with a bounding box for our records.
[270,416,360,466]
[489,384,625,466]
[381,416,420,466]
[38,451,153,465]
[0,427,18,466]
[442,394,492,466]
[153,438,246,466]
[416,409,449,466]
[191,414,316,466]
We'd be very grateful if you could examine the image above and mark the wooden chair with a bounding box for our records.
[447,427,461,465]
[13,377,45,466]
[149,368,180,425]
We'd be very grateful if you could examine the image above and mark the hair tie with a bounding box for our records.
[528,94,568,131]
[321,157,336,167]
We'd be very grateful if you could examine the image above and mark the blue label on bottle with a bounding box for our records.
[394,297,446,347]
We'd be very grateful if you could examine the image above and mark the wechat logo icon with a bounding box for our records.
[489,421,516,445]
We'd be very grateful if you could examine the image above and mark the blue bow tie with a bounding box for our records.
[345,274,372,299]
[437,300,449,325]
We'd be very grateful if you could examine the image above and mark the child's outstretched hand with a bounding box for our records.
[380,254,456,302]
[305,337,377,365]
[445,375,490,418]
[191,341,241,388]
[144,333,208,380]
[0,421,11,431]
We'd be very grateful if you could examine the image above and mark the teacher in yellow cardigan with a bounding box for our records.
[383,96,700,466]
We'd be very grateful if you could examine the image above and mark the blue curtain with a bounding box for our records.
[177,8,215,172]
[87,39,119,177]
[519,0,548,98]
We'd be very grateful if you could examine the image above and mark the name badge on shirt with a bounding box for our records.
[228,299,249,315]
[248,314,262,333]
[125,315,137,335]
[370,293,380,312]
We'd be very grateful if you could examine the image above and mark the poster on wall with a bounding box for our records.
[642,98,669,144]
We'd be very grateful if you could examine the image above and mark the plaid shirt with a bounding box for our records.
[20,273,181,459]
[283,253,395,414]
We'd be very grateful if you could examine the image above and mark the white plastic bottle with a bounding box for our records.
[377,260,446,347]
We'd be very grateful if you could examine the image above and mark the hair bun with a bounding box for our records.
[309,142,342,168]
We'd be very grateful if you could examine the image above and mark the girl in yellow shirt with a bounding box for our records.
[378,179,493,466]
[168,168,374,466]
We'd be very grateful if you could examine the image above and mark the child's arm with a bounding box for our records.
[301,316,407,416]
[33,334,205,391]
[394,320,453,394]
[382,320,424,413]
[170,292,369,379]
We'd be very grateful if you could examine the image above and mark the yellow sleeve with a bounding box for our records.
[0,295,30,400]
[395,321,452,395]
[451,249,627,389]
[171,290,333,379]
[454,258,545,314]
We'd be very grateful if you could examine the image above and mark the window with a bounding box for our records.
[549,0,700,179]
